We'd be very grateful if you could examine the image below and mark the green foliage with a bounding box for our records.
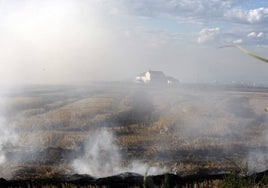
[143,167,149,188]
[236,45,268,63]
[222,172,268,188]
[221,173,253,188]
[257,174,268,187]
[219,45,268,63]
[161,174,170,188]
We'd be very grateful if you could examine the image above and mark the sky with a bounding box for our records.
[0,0,267,85]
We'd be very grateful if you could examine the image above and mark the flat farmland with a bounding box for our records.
[0,83,268,180]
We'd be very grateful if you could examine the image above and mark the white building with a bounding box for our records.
[135,70,179,85]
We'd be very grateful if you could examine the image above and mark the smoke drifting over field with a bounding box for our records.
[0,118,16,163]
[0,84,267,180]
[0,117,18,178]
[71,129,121,177]
[247,125,268,174]
[247,150,268,174]
[0,0,268,183]
[71,128,164,177]
[0,0,268,85]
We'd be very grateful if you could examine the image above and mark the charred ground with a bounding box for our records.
[0,82,268,185]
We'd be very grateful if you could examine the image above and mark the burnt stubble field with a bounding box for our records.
[0,82,268,187]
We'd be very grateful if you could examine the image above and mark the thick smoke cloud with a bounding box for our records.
[0,0,143,84]
[0,0,268,85]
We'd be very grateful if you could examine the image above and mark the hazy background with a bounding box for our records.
[0,0,267,85]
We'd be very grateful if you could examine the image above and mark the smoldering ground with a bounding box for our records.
[0,117,18,178]
[0,84,165,178]
[71,128,164,177]
[0,83,268,179]
[0,0,268,182]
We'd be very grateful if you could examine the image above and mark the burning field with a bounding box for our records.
[0,82,268,187]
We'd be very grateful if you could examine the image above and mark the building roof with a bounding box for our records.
[136,70,165,77]
[136,71,147,77]
[148,70,165,76]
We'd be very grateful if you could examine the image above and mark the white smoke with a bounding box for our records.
[247,125,268,174]
[247,150,268,174]
[0,117,18,165]
[71,128,164,177]
[71,128,122,177]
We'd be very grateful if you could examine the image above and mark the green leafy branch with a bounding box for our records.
[219,45,268,63]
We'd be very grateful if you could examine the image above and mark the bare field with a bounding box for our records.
[0,83,268,179]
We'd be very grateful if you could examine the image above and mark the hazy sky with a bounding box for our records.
[0,0,267,85]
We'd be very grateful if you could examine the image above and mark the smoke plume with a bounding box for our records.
[71,128,164,177]
[0,118,17,164]
[0,117,18,178]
